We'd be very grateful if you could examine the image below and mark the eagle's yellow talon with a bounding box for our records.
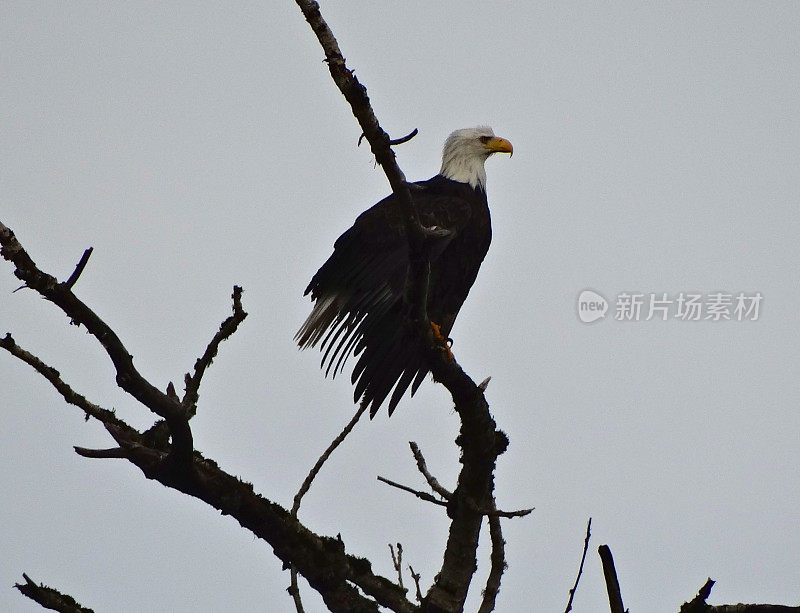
[430,322,454,361]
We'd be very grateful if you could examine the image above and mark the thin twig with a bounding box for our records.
[408,566,422,602]
[378,467,530,518]
[377,476,448,507]
[389,543,404,590]
[598,544,627,613]
[63,247,93,289]
[477,500,507,613]
[358,127,418,148]
[183,285,247,416]
[287,573,305,613]
[0,220,194,463]
[73,446,128,459]
[292,401,368,515]
[290,400,368,611]
[389,128,418,145]
[564,518,592,613]
[0,332,124,427]
[478,505,534,519]
[409,441,453,499]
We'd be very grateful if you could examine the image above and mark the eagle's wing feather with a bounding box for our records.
[296,179,475,415]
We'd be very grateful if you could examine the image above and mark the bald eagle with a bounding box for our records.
[296,127,512,416]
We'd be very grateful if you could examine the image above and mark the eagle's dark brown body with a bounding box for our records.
[296,127,510,416]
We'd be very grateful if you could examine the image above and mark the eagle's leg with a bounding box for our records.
[430,321,455,361]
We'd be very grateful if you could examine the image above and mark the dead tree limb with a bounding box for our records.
[182,285,247,417]
[63,247,93,290]
[292,3,511,610]
[477,501,506,613]
[292,401,369,516]
[0,220,194,467]
[377,475,449,508]
[410,441,453,499]
[15,573,95,613]
[678,578,800,613]
[0,222,416,613]
[598,544,627,613]
[290,400,369,611]
[563,518,592,613]
[390,543,405,590]
[0,332,123,427]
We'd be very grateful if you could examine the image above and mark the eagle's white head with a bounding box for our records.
[439,126,513,190]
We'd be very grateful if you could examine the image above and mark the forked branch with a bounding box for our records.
[292,3,512,610]
[0,222,416,613]
[0,221,194,464]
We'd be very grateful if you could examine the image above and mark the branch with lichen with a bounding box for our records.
[0,220,416,613]
[15,573,95,613]
[292,2,513,611]
[182,284,248,417]
[0,220,194,466]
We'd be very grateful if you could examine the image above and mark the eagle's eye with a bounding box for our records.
[479,136,491,144]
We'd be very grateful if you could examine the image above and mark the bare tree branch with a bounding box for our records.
[63,247,93,290]
[121,443,414,612]
[409,566,423,603]
[598,545,627,613]
[472,503,533,519]
[291,4,512,610]
[377,470,530,522]
[477,503,507,613]
[294,0,431,333]
[0,221,416,613]
[701,607,800,613]
[564,518,592,613]
[287,573,306,613]
[678,578,800,613]
[15,573,95,613]
[410,441,453,499]
[389,543,404,590]
[182,285,247,417]
[0,332,123,427]
[292,401,368,515]
[73,446,128,459]
[0,221,194,465]
[679,579,716,613]
[359,127,418,148]
[289,400,369,611]
[377,475,448,508]
[388,128,419,146]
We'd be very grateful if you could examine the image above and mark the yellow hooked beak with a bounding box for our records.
[483,136,513,156]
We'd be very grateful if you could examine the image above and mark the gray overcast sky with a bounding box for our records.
[2,2,799,611]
